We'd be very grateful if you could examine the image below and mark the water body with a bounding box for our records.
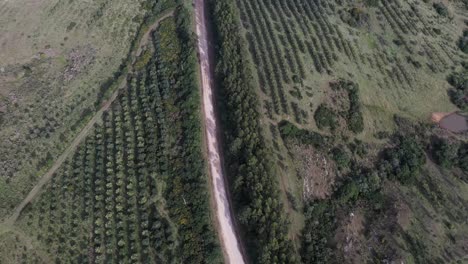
[439,113,468,133]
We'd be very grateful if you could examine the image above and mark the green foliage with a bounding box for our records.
[458,142,468,172]
[331,80,364,133]
[314,104,338,130]
[208,0,298,262]
[279,121,331,150]
[342,7,370,28]
[286,191,299,211]
[433,2,449,17]
[459,29,468,54]
[301,201,336,264]
[331,146,351,169]
[365,0,380,7]
[15,9,222,263]
[338,180,360,204]
[381,136,426,184]
[432,138,459,168]
[448,69,468,110]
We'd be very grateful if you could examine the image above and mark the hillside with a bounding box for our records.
[208,0,468,263]
[0,1,223,263]
[0,0,176,219]
[0,0,467,263]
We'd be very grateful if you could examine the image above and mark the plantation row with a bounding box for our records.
[234,0,463,123]
[18,9,221,264]
[208,0,299,262]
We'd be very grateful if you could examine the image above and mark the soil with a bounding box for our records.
[291,144,336,200]
[334,209,367,264]
[431,112,452,123]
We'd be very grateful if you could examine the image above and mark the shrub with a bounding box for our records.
[458,143,468,172]
[432,138,459,168]
[338,181,360,204]
[301,201,336,263]
[314,104,338,130]
[447,70,468,110]
[381,136,426,184]
[459,30,468,54]
[433,2,449,17]
[279,121,330,149]
[331,146,351,169]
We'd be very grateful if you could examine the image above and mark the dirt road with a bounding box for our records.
[5,12,174,226]
[194,0,246,263]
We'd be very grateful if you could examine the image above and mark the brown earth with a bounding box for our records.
[291,144,336,200]
[334,209,367,264]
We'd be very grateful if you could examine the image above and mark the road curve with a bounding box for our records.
[194,0,246,263]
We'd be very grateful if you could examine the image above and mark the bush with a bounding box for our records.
[330,80,364,133]
[433,2,449,17]
[458,30,468,54]
[447,70,468,110]
[458,143,468,172]
[314,104,338,130]
[432,138,459,168]
[365,0,380,7]
[338,181,360,204]
[331,146,351,169]
[301,201,336,263]
[381,136,426,184]
[279,121,330,149]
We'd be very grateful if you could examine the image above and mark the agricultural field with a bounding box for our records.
[0,0,223,263]
[236,0,467,134]
[0,0,179,219]
[1,0,468,263]
[208,0,468,263]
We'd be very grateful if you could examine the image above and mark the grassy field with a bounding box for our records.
[237,0,467,133]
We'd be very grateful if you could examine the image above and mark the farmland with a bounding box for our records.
[0,0,178,219]
[208,0,468,263]
[0,1,223,263]
[11,11,221,262]
[236,0,467,133]
[1,0,468,263]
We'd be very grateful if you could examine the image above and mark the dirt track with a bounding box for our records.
[5,12,174,226]
[194,0,246,263]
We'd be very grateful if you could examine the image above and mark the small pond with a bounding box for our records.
[439,113,468,133]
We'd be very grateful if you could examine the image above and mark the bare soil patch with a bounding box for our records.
[291,144,336,200]
[431,112,452,123]
[334,209,367,264]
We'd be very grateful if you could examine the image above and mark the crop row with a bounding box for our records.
[19,10,220,264]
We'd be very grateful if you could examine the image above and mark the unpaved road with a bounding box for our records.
[5,12,174,226]
[194,0,246,263]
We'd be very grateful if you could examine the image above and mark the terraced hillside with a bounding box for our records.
[1,8,222,264]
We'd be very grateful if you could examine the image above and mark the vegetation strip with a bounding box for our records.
[207,0,298,262]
